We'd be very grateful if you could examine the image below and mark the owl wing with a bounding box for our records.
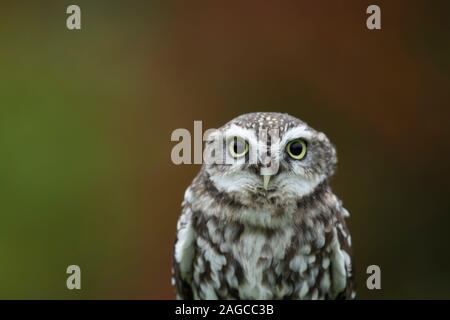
[172,188,196,299]
[330,206,356,299]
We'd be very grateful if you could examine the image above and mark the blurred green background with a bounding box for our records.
[0,0,449,299]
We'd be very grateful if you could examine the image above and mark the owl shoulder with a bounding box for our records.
[172,187,197,299]
[330,202,355,299]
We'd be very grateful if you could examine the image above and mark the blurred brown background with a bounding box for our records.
[0,0,449,299]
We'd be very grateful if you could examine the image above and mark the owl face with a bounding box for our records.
[204,113,337,206]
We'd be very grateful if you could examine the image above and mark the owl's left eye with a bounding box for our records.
[286,139,307,160]
[228,137,249,158]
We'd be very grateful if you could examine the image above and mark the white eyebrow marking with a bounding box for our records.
[280,126,316,148]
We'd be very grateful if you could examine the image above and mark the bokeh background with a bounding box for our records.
[0,0,449,299]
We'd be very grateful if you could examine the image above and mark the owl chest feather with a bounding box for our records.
[192,212,335,300]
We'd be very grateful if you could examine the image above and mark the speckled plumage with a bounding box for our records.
[172,112,355,300]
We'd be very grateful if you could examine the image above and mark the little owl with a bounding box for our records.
[172,112,354,299]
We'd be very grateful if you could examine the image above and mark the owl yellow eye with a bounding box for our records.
[228,137,249,158]
[286,139,307,160]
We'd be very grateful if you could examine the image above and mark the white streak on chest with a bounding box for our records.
[230,225,295,299]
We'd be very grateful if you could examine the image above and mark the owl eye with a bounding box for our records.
[228,137,249,158]
[286,139,307,160]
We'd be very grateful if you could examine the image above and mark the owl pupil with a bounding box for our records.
[289,141,303,156]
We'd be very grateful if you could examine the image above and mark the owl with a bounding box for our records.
[172,112,355,300]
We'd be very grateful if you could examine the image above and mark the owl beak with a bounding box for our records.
[262,175,271,190]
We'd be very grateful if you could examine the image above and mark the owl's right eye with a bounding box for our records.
[228,137,249,158]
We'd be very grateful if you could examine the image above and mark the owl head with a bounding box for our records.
[203,112,337,207]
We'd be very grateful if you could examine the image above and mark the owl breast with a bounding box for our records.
[191,211,336,300]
